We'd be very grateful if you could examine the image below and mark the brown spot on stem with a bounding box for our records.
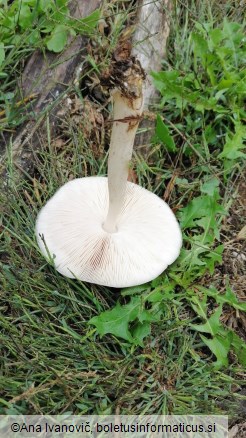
[100,54,145,100]
[127,119,139,131]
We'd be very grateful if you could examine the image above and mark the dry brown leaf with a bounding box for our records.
[53,138,67,151]
[237,225,246,240]
[163,171,179,201]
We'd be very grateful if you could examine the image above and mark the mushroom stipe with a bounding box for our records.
[36,177,182,287]
[36,55,182,287]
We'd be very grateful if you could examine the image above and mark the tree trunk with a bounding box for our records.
[132,0,171,149]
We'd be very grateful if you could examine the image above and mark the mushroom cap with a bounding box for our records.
[36,177,182,287]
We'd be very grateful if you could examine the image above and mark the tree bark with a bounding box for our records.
[132,0,171,149]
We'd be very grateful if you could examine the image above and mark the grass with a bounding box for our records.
[1,0,246,419]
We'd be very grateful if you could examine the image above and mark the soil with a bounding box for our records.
[229,422,246,438]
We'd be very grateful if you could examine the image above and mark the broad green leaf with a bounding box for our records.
[89,298,141,342]
[151,70,182,99]
[204,286,246,312]
[132,321,151,346]
[219,123,246,160]
[222,19,243,61]
[209,28,224,46]
[201,333,231,368]
[148,286,175,303]
[40,18,54,33]
[191,32,209,69]
[89,294,160,344]
[52,1,69,24]
[56,0,68,6]
[189,295,209,319]
[200,177,220,196]
[46,25,68,53]
[26,28,40,45]
[178,196,209,229]
[217,78,235,90]
[16,5,32,29]
[137,308,160,324]
[147,289,164,303]
[155,114,176,152]
[191,305,223,336]
[121,284,149,297]
[22,0,37,5]
[195,214,221,240]
[38,0,54,13]
[77,9,100,33]
[204,124,217,145]
[205,245,224,274]
[178,246,207,269]
[178,194,224,231]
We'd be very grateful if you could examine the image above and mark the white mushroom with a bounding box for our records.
[36,59,182,287]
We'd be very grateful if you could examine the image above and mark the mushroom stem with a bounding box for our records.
[103,89,144,233]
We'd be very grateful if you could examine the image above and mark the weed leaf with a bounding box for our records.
[155,114,177,152]
[191,304,223,336]
[200,334,231,368]
[179,194,224,232]
[46,25,68,52]
[205,245,223,274]
[132,321,151,346]
[89,298,141,342]
[200,177,220,196]
[79,9,101,32]
[219,123,246,160]
[204,286,246,312]
[89,296,160,345]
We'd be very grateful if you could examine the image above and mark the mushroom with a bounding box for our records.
[36,58,182,287]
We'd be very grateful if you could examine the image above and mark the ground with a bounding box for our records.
[0,0,245,430]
